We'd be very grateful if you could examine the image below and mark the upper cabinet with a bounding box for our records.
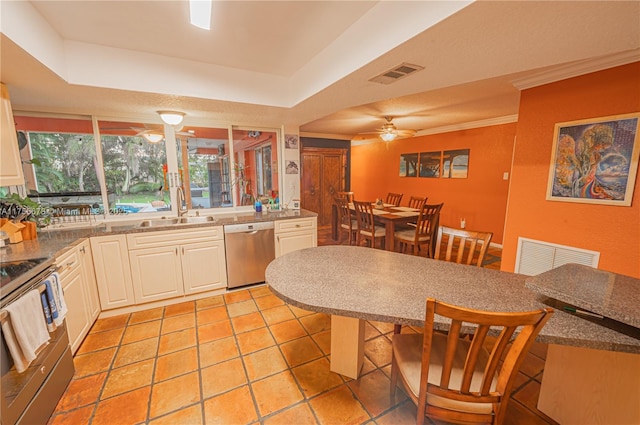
[0,83,25,187]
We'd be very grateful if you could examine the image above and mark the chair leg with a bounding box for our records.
[390,351,398,397]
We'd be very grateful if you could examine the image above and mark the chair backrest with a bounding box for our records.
[407,196,427,210]
[353,200,376,233]
[386,192,403,206]
[337,191,354,203]
[334,196,353,229]
[419,298,553,424]
[434,225,492,267]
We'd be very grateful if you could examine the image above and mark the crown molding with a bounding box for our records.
[512,49,640,90]
[414,115,519,137]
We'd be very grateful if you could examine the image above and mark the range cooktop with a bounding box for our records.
[0,257,55,302]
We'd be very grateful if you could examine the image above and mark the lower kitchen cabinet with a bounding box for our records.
[90,234,135,310]
[275,217,317,257]
[127,227,227,304]
[56,239,99,354]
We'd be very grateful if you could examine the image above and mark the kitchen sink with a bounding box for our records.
[138,218,180,227]
[178,216,217,224]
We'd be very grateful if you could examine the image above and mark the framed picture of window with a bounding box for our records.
[419,151,441,177]
[442,149,469,178]
[399,153,418,177]
[546,113,640,206]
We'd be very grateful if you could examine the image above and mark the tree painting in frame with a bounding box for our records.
[419,151,441,177]
[546,113,640,206]
[442,149,469,178]
[399,153,418,177]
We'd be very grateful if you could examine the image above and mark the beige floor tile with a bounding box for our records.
[149,404,203,425]
[56,372,107,411]
[364,335,392,368]
[149,371,201,418]
[262,305,295,325]
[243,345,288,381]
[72,347,116,378]
[368,320,395,335]
[162,313,195,334]
[196,305,228,324]
[231,310,266,334]
[364,321,382,340]
[201,357,247,398]
[91,386,150,425]
[129,307,164,324]
[280,336,324,367]
[113,337,159,368]
[288,304,315,318]
[121,320,162,344]
[155,346,199,382]
[76,328,125,354]
[236,327,275,354]
[101,358,154,399]
[90,315,129,333]
[48,404,95,425]
[164,301,195,317]
[158,328,197,355]
[376,400,418,425]
[254,293,286,310]
[291,358,343,398]
[197,319,233,343]
[299,313,331,334]
[263,402,318,425]
[203,385,258,424]
[226,299,258,317]
[311,330,332,355]
[199,336,239,367]
[308,384,370,425]
[347,369,406,417]
[251,370,304,416]
[196,294,225,310]
[249,285,273,298]
[270,319,308,344]
[224,290,252,304]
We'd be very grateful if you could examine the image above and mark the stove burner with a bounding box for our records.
[0,257,54,302]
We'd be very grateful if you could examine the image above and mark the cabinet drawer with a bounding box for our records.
[274,218,316,234]
[127,226,223,249]
[56,248,81,278]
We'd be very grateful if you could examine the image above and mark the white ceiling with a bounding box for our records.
[1,1,639,141]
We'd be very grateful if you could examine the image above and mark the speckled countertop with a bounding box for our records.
[0,209,317,263]
[266,245,640,354]
[524,263,640,329]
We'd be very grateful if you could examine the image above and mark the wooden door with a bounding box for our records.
[301,147,346,226]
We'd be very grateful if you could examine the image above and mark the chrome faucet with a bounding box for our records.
[176,186,188,216]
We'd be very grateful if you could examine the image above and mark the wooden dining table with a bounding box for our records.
[331,203,421,251]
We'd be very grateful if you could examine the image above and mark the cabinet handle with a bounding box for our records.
[277,236,280,242]
[175,248,178,256]
[80,246,85,253]
[182,247,185,255]
[296,224,300,228]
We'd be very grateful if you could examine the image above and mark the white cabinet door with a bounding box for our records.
[182,240,227,294]
[60,265,90,354]
[90,235,135,310]
[0,83,24,187]
[129,246,184,303]
[275,230,317,257]
[79,240,100,322]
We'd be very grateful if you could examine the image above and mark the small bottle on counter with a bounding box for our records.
[255,199,262,213]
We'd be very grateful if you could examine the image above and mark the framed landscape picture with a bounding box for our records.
[399,153,418,177]
[546,113,640,206]
[441,149,469,178]
[419,151,441,177]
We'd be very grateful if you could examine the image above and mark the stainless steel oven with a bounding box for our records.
[0,258,75,425]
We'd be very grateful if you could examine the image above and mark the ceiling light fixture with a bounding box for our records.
[380,120,398,142]
[189,0,212,30]
[380,132,397,142]
[157,111,185,126]
[142,133,164,144]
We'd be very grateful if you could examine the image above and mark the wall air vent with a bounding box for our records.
[369,63,424,85]
[514,237,600,276]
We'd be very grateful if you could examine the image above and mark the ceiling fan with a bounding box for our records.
[352,116,416,142]
[99,124,193,143]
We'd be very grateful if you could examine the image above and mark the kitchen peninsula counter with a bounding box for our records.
[0,209,317,263]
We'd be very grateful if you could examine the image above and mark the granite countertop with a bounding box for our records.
[266,245,640,354]
[524,263,640,329]
[0,209,317,263]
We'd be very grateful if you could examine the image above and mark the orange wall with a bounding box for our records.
[351,123,516,244]
[502,62,640,277]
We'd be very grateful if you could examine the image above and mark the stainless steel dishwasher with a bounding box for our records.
[224,221,276,288]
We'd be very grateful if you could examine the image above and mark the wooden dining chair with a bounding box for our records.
[394,203,443,257]
[434,225,493,267]
[386,192,403,207]
[407,195,427,210]
[337,191,354,203]
[334,196,357,245]
[391,298,554,425]
[353,200,386,249]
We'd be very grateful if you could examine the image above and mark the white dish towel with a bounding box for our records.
[47,272,67,327]
[1,289,51,373]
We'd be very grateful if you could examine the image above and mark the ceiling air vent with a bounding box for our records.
[369,63,424,85]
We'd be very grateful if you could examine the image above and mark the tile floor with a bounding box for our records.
[48,228,558,425]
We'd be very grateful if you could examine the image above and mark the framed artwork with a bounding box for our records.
[419,151,441,177]
[442,149,469,178]
[285,134,299,149]
[285,160,299,174]
[399,153,418,177]
[546,113,640,206]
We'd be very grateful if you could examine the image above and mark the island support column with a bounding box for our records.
[330,315,365,379]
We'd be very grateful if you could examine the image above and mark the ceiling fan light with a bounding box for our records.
[158,111,185,126]
[190,0,212,30]
[380,132,396,142]
[142,133,164,143]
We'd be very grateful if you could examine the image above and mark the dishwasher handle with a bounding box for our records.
[224,221,274,234]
